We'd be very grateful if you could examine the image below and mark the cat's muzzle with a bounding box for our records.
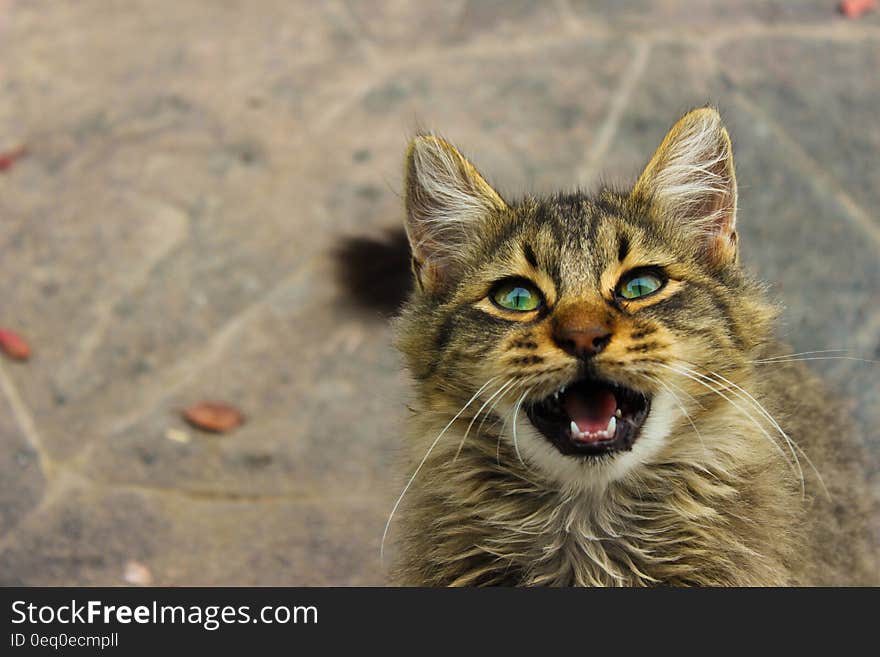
[525,377,651,457]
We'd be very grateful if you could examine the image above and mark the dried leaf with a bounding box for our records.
[0,146,27,172]
[0,328,31,361]
[840,0,876,18]
[183,401,244,433]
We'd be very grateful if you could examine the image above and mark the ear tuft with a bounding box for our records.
[632,108,738,266]
[404,135,506,291]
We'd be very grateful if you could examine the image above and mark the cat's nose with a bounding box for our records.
[554,325,612,359]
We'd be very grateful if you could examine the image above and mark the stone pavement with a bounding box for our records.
[0,1,877,585]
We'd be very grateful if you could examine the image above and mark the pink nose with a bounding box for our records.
[553,325,612,359]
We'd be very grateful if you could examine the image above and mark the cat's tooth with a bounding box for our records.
[569,420,580,437]
[606,416,617,436]
[560,385,567,395]
[615,409,622,419]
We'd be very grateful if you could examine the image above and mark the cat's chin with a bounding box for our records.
[524,376,651,458]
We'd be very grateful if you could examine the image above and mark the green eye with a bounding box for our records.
[619,271,665,299]
[491,280,543,312]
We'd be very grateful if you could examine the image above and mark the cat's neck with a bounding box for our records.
[394,402,802,586]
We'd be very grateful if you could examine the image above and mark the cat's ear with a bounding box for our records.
[632,107,738,266]
[404,135,507,292]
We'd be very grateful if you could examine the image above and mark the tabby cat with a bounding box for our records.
[384,108,876,586]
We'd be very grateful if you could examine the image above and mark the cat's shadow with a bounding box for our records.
[332,227,412,319]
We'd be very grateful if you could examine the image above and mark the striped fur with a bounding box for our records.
[390,108,876,586]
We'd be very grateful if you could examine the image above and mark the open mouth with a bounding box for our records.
[525,377,651,457]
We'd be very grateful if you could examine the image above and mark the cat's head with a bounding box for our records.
[396,108,776,489]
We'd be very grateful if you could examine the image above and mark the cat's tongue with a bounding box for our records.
[564,388,617,434]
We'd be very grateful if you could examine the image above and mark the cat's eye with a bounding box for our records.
[618,270,665,300]
[491,280,543,312]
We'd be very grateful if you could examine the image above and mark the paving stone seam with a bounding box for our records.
[353,21,880,69]
[61,199,190,384]
[71,254,325,456]
[0,362,54,480]
[852,309,880,354]
[728,91,880,247]
[65,478,365,507]
[0,469,85,554]
[0,471,386,559]
[553,0,583,34]
[575,39,652,188]
[329,0,387,63]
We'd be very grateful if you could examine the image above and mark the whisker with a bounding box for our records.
[380,376,499,562]
[628,364,705,430]
[750,356,878,366]
[644,373,710,460]
[491,376,540,470]
[752,349,848,363]
[653,372,704,408]
[657,363,802,490]
[473,383,512,449]
[671,362,804,483]
[453,378,517,462]
[478,373,542,445]
[511,387,532,469]
[689,364,829,501]
[674,355,836,500]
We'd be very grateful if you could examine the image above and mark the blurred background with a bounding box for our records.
[0,1,877,585]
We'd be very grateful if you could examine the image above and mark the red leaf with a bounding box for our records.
[183,402,244,433]
[840,0,877,18]
[0,328,31,361]
[0,146,27,172]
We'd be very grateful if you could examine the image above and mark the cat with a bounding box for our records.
[351,107,876,586]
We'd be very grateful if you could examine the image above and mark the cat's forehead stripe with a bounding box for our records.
[522,243,538,268]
